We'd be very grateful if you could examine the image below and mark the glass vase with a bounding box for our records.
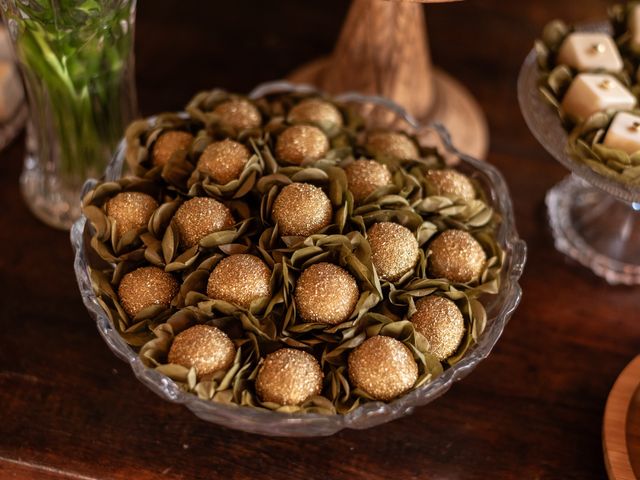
[1,0,138,230]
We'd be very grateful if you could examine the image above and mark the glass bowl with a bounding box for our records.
[71,81,526,437]
[518,22,640,285]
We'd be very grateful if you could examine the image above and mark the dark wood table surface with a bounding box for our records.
[1,1,639,479]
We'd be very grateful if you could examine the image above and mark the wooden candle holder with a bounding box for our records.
[289,0,488,159]
[603,356,640,480]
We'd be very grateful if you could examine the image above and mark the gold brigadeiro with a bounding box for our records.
[271,182,332,237]
[207,254,272,309]
[173,197,235,248]
[152,130,194,167]
[255,348,323,406]
[275,125,330,165]
[367,222,419,282]
[168,324,236,379]
[295,262,359,325]
[118,266,178,318]
[344,159,392,203]
[348,335,418,401]
[425,169,476,201]
[429,229,486,283]
[105,191,159,238]
[410,296,465,361]
[366,131,419,160]
[212,99,262,131]
[197,139,250,184]
[287,98,343,131]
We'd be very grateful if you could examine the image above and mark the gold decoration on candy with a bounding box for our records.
[629,121,640,133]
[410,296,464,360]
[152,130,193,167]
[348,335,418,401]
[212,99,261,131]
[275,125,330,165]
[105,191,158,238]
[598,79,613,90]
[168,324,236,379]
[590,42,606,54]
[287,98,343,131]
[271,183,332,236]
[197,139,250,184]
[256,348,323,406]
[367,222,419,282]
[173,197,235,248]
[207,254,272,309]
[295,262,359,324]
[118,266,178,318]
[424,169,476,201]
[366,131,419,160]
[344,159,392,203]
[429,229,485,283]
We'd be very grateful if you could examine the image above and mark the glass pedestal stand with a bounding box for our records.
[519,46,640,285]
[547,175,640,284]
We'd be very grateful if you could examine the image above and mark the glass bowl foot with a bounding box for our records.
[546,174,640,285]
[20,153,82,231]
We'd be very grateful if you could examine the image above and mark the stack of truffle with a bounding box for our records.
[84,89,503,414]
[536,1,640,185]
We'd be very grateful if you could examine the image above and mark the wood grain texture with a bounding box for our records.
[1,1,639,479]
[322,0,434,119]
[629,388,640,478]
[603,356,640,480]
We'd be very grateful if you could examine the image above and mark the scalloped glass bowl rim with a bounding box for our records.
[517,22,640,204]
[71,80,526,437]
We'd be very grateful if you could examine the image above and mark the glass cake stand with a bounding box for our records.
[518,47,640,285]
[71,81,526,436]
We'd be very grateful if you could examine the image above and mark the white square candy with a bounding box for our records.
[603,111,640,154]
[561,73,636,122]
[557,32,623,72]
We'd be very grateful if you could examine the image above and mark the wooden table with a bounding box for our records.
[1,1,639,478]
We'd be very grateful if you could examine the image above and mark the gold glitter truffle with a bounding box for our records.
[212,99,261,131]
[367,222,419,282]
[173,197,235,248]
[366,131,419,159]
[425,169,476,201]
[117,266,178,318]
[255,348,323,405]
[197,139,250,184]
[168,324,236,379]
[410,296,465,361]
[348,336,418,401]
[152,130,193,167]
[275,125,330,165]
[295,262,359,325]
[105,191,158,238]
[271,183,332,237]
[429,229,486,283]
[344,159,392,203]
[287,98,343,130]
[207,254,272,309]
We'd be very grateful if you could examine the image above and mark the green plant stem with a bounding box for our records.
[5,0,135,180]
